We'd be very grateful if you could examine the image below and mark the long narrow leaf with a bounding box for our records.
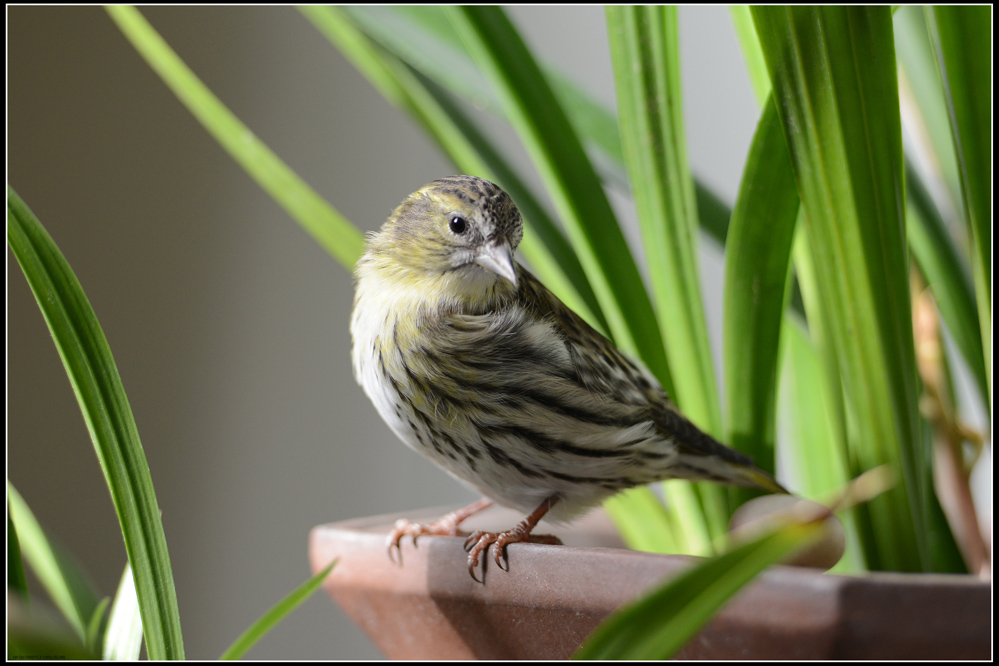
[924,6,992,409]
[752,7,929,572]
[605,5,728,544]
[445,6,674,396]
[6,482,100,638]
[729,6,771,107]
[736,1,985,524]
[7,595,99,660]
[574,518,823,659]
[722,98,799,492]
[219,561,336,660]
[778,318,865,573]
[905,161,987,404]
[342,6,630,190]
[661,482,714,556]
[105,5,363,271]
[86,597,111,656]
[734,2,980,422]
[8,498,30,602]
[893,7,963,215]
[104,563,143,661]
[731,0,864,555]
[790,225,871,554]
[8,189,184,658]
[894,7,987,409]
[607,6,720,435]
[602,488,686,555]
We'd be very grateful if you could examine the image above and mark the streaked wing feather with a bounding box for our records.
[516,264,764,471]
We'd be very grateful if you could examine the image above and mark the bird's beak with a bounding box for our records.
[474,241,518,288]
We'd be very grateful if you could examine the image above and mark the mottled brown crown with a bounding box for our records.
[422,176,523,250]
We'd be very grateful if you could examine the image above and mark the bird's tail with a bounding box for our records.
[661,407,788,494]
[732,464,789,495]
[671,450,789,494]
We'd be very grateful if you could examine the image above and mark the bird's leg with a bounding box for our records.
[464,496,562,581]
[387,497,493,564]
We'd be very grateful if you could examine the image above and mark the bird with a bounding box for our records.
[350,175,786,581]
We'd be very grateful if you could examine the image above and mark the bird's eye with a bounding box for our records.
[449,216,468,234]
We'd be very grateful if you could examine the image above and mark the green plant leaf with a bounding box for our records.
[574,518,823,659]
[6,482,101,642]
[722,98,798,493]
[340,6,630,189]
[778,317,866,573]
[752,6,928,572]
[735,3,983,563]
[789,223,869,552]
[892,8,986,409]
[905,160,987,404]
[445,6,674,396]
[8,189,184,658]
[7,594,100,661]
[662,482,714,556]
[104,563,143,661]
[694,183,733,250]
[7,497,30,603]
[606,4,730,543]
[219,560,336,660]
[105,5,363,271]
[602,488,685,555]
[924,6,992,410]
[729,6,772,106]
[86,597,111,656]
[893,7,963,217]
[607,6,719,435]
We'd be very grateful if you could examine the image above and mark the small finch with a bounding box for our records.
[350,175,786,580]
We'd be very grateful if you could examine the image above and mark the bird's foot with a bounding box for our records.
[462,496,562,582]
[386,498,493,564]
[463,529,562,580]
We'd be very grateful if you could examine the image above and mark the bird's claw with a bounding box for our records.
[463,529,563,581]
[386,519,412,565]
[386,518,434,564]
[463,530,494,581]
[386,516,468,565]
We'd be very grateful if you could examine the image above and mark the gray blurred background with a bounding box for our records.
[10,6,984,660]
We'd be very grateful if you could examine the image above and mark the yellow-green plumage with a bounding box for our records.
[351,176,784,572]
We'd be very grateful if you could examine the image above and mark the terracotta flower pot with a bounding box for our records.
[309,505,990,660]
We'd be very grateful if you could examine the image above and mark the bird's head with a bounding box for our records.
[362,176,524,307]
